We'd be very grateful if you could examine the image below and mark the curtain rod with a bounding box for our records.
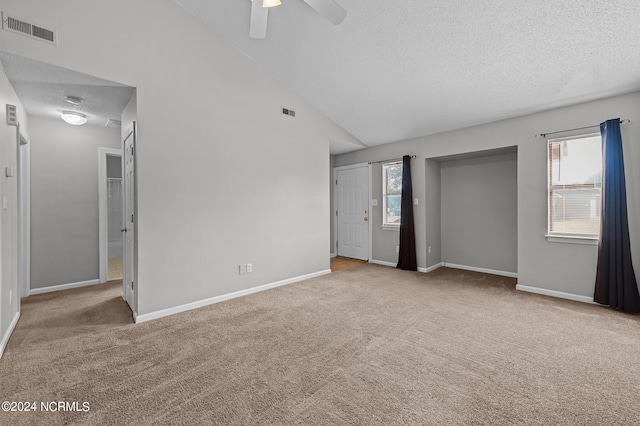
[368,155,416,164]
[535,119,630,138]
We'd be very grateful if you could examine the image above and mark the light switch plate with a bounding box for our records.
[414,198,419,206]
[6,104,17,126]
[372,199,378,206]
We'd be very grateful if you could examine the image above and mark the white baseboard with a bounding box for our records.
[419,262,443,273]
[372,259,443,273]
[373,260,514,277]
[370,259,396,268]
[515,284,596,305]
[135,269,332,324]
[443,262,518,278]
[330,253,337,258]
[0,311,20,358]
[29,279,101,295]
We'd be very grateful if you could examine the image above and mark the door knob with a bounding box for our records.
[364,217,368,221]
[121,228,127,233]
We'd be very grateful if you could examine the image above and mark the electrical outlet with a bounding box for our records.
[428,246,432,253]
[396,246,399,253]
[414,197,419,206]
[239,264,246,275]
[246,263,253,273]
[372,199,378,206]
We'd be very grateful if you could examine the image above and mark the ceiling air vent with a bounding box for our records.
[106,119,122,129]
[1,12,57,45]
[282,107,296,117]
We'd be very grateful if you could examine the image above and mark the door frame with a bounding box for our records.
[98,147,123,283]
[17,123,30,299]
[333,162,372,261]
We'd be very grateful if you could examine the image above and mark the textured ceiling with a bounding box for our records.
[0,51,134,127]
[176,0,640,152]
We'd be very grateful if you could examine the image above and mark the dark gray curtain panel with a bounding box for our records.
[397,155,417,271]
[594,118,640,313]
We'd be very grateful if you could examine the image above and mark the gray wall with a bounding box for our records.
[29,116,121,289]
[107,155,121,179]
[0,0,362,316]
[335,91,640,298]
[440,151,517,273]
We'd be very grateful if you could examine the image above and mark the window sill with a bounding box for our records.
[382,225,400,231]
[545,234,598,245]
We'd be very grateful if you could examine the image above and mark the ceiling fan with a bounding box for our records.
[250,0,346,39]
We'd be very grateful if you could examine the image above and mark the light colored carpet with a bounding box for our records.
[1,265,639,425]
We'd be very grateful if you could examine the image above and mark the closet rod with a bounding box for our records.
[368,155,416,164]
[535,119,630,138]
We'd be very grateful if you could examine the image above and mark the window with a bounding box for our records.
[382,161,402,228]
[547,134,602,238]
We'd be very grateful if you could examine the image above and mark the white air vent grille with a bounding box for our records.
[2,13,57,45]
[106,119,122,129]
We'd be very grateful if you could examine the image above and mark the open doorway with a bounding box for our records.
[99,149,123,283]
[0,51,137,312]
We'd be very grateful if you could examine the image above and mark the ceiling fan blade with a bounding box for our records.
[250,0,269,39]
[302,0,347,25]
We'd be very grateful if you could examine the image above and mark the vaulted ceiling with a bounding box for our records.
[176,0,640,153]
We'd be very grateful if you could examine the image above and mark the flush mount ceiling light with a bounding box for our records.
[262,0,281,7]
[65,95,82,106]
[61,111,87,126]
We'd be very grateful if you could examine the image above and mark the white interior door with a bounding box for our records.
[122,124,136,311]
[336,165,369,260]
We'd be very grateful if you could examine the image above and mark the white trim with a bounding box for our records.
[333,162,370,172]
[135,269,331,324]
[545,234,598,245]
[419,262,443,273]
[98,147,123,284]
[372,260,442,273]
[381,224,400,231]
[330,253,337,258]
[0,312,20,358]
[515,284,596,305]
[29,279,101,295]
[370,259,396,268]
[17,123,31,299]
[443,262,518,278]
[368,163,373,262]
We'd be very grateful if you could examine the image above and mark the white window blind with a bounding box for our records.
[547,134,602,237]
